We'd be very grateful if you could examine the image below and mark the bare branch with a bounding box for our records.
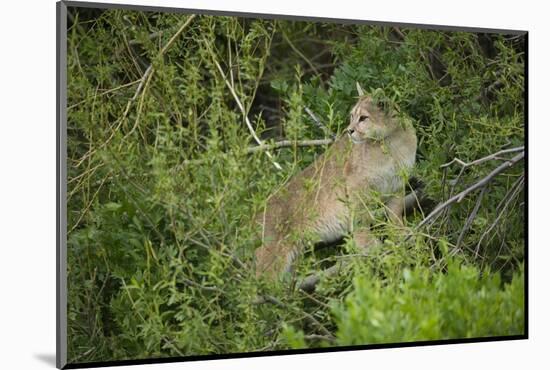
[298,261,345,293]
[475,175,525,256]
[73,15,197,167]
[68,172,111,233]
[441,146,524,169]
[178,139,334,167]
[304,334,334,342]
[179,277,224,294]
[282,31,319,75]
[206,43,283,171]
[414,151,524,232]
[259,295,335,339]
[246,139,334,154]
[68,79,142,110]
[304,107,336,139]
[124,15,198,140]
[453,185,487,254]
[128,30,163,46]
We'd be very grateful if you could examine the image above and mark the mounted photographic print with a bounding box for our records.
[57,1,527,368]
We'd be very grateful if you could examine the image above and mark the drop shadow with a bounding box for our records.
[34,353,57,367]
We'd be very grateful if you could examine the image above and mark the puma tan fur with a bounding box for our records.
[255,90,417,280]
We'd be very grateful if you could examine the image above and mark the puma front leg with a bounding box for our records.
[385,195,406,226]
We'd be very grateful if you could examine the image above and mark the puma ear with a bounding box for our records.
[356,82,365,97]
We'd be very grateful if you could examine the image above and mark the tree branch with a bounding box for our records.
[298,261,345,293]
[259,295,335,339]
[246,139,334,154]
[282,31,319,75]
[304,107,336,139]
[453,185,487,254]
[414,151,524,232]
[73,15,197,167]
[205,41,283,171]
[441,146,524,169]
[178,139,334,167]
[474,174,525,257]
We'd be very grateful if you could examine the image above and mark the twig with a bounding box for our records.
[180,277,224,294]
[392,27,406,40]
[297,289,332,309]
[246,139,334,154]
[86,138,334,186]
[68,172,111,233]
[68,79,142,110]
[441,146,524,169]
[453,185,487,254]
[304,334,334,342]
[67,9,86,36]
[475,175,524,256]
[304,107,336,139]
[298,261,345,293]
[178,139,334,167]
[282,31,319,75]
[73,15,197,167]
[205,42,282,171]
[413,151,524,233]
[131,66,153,104]
[260,295,335,339]
[124,14,197,140]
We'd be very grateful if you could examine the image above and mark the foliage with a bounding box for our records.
[65,6,525,364]
[331,260,524,346]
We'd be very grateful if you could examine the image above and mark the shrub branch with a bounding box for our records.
[415,150,524,231]
[205,41,283,171]
[305,107,336,139]
[179,139,334,166]
[73,14,197,167]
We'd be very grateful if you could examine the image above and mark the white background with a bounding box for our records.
[0,0,547,369]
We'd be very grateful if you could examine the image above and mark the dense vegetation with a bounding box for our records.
[66,7,525,364]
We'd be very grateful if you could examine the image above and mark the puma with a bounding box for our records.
[255,87,417,280]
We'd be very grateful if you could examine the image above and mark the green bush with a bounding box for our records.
[331,260,524,346]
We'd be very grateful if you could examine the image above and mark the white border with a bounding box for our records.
[2,0,548,369]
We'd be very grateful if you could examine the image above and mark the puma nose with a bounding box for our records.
[346,128,355,135]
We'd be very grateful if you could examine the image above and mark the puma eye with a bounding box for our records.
[359,115,369,122]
